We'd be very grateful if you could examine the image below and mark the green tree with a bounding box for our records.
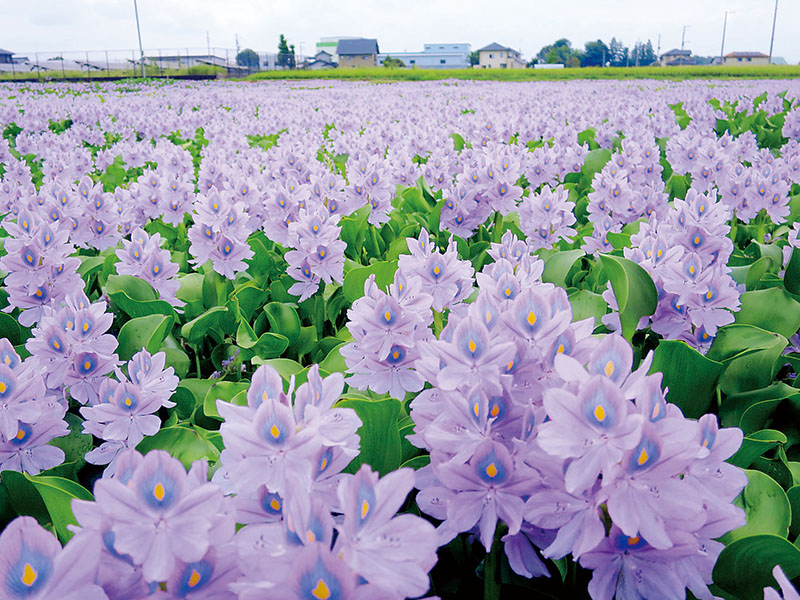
[288,44,296,69]
[608,37,629,67]
[383,55,405,68]
[236,48,259,68]
[536,38,582,66]
[277,34,291,68]
[469,51,479,66]
[582,40,609,67]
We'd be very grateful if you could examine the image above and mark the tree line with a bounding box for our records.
[534,38,657,67]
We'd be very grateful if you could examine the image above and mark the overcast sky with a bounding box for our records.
[1,0,797,64]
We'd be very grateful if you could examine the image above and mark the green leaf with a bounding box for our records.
[713,535,800,600]
[104,274,178,322]
[0,313,21,345]
[254,358,304,382]
[729,429,787,469]
[45,413,93,480]
[337,398,402,476]
[203,381,250,419]
[707,325,788,396]
[117,314,172,362]
[649,340,725,419]
[319,342,348,374]
[1,471,92,543]
[580,148,612,182]
[567,290,607,324]
[137,426,220,469]
[541,250,584,288]
[744,256,774,291]
[721,383,800,434]
[342,261,398,303]
[735,288,800,339]
[597,254,657,341]
[181,306,228,345]
[787,485,800,539]
[264,302,301,344]
[720,470,791,544]
[785,247,800,295]
[236,321,289,359]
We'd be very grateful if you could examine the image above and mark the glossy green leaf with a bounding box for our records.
[181,306,227,345]
[735,288,800,339]
[137,426,220,469]
[320,342,348,374]
[787,485,800,539]
[729,429,788,469]
[713,535,800,600]
[45,413,93,480]
[785,247,800,295]
[744,256,774,290]
[254,358,304,382]
[117,314,172,362]
[598,254,657,341]
[542,250,584,288]
[567,290,607,324]
[104,274,178,322]
[649,340,725,419]
[720,470,790,544]
[0,313,21,345]
[580,148,611,182]
[707,325,788,396]
[264,302,301,344]
[337,397,401,476]
[342,261,398,303]
[236,321,289,359]
[721,383,800,434]
[1,471,93,543]
[203,381,250,419]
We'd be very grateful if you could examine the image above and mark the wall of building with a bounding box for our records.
[339,54,376,68]
[724,56,770,65]
[378,52,469,69]
[479,50,524,69]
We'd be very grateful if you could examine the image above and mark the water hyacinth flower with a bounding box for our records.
[0,516,107,600]
[115,227,183,307]
[89,449,225,583]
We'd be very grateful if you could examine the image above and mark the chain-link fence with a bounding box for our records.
[0,47,311,81]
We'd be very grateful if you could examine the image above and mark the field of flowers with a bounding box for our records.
[1,77,800,599]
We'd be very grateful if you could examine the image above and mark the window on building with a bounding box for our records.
[410,59,415,64]
[738,57,742,62]
[489,53,494,58]
[440,59,445,64]
[439,46,445,49]
[500,52,504,57]
[501,63,507,68]
[747,57,752,62]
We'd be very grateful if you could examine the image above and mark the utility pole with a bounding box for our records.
[235,34,240,56]
[720,11,732,64]
[133,0,145,77]
[769,0,779,64]
[206,31,211,57]
[681,25,688,51]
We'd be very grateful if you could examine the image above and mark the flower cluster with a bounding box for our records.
[115,228,183,307]
[284,206,347,301]
[0,210,82,326]
[517,185,578,251]
[611,188,740,349]
[80,349,179,473]
[25,291,118,404]
[406,232,747,600]
[0,338,69,475]
[188,189,254,279]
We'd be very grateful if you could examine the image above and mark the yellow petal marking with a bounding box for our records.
[0,382,5,394]
[188,569,202,587]
[637,449,649,466]
[627,536,641,546]
[270,424,280,439]
[154,482,165,501]
[485,462,498,478]
[594,404,606,422]
[311,579,331,600]
[83,361,92,371]
[557,344,564,354]
[307,530,316,542]
[604,360,614,377]
[361,499,369,519]
[270,498,281,511]
[15,429,25,440]
[468,339,476,353]
[706,290,713,299]
[527,311,536,326]
[384,311,391,322]
[490,404,500,418]
[473,402,480,417]
[22,563,37,586]
[433,266,440,275]
[485,310,492,324]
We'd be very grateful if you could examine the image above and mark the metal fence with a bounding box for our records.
[0,47,312,81]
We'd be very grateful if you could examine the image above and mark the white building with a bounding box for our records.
[378,43,470,69]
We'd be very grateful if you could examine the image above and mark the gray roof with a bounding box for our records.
[662,48,691,56]
[478,42,514,52]
[725,51,769,58]
[0,48,13,55]
[336,38,379,56]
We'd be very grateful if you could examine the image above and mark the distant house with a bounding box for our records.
[377,43,471,69]
[336,38,379,68]
[309,50,336,70]
[477,43,525,69]
[723,51,770,66]
[660,48,691,66]
[0,48,13,64]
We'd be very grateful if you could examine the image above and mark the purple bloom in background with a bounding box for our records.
[115,228,183,307]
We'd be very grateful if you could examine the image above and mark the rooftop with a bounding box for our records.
[662,49,691,56]
[725,51,770,58]
[336,38,379,56]
[478,42,515,52]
